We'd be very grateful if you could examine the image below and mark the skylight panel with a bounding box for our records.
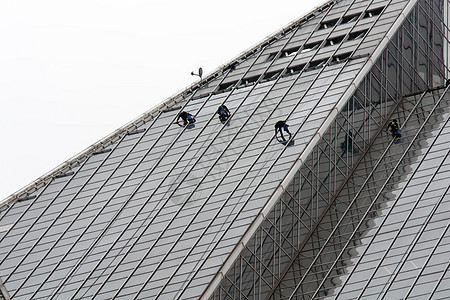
[218,81,238,92]
[326,35,346,46]
[364,7,384,18]
[17,195,36,202]
[93,148,112,155]
[320,18,339,29]
[349,29,369,40]
[332,52,352,62]
[301,42,321,53]
[55,171,75,178]
[309,59,327,68]
[263,71,281,81]
[282,47,300,57]
[127,129,146,135]
[342,13,361,24]
[266,52,278,62]
[287,64,306,74]
[241,75,259,86]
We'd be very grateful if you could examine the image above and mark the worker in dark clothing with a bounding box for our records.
[275,120,292,141]
[388,119,401,139]
[341,132,353,153]
[217,104,231,122]
[177,111,195,126]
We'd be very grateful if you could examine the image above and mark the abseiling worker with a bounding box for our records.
[177,111,196,126]
[275,120,292,141]
[387,119,402,139]
[217,104,231,122]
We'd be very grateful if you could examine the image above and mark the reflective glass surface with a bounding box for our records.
[0,0,448,299]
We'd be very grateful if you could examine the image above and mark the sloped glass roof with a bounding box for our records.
[267,86,449,299]
[1,0,446,298]
[336,88,450,299]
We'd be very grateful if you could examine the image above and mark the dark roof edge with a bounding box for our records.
[0,0,335,209]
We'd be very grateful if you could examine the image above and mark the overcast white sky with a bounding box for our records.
[0,0,322,201]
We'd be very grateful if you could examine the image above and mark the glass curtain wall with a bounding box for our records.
[272,87,449,299]
[211,0,448,298]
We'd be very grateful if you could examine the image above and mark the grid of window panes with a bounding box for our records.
[270,87,449,299]
[0,0,392,298]
[0,0,447,299]
[211,0,448,298]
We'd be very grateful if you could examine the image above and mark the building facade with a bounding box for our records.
[0,0,449,299]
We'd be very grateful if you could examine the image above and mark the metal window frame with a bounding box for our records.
[3,0,449,298]
[356,122,449,298]
[73,14,309,299]
[44,84,211,299]
[383,183,450,299]
[29,94,201,297]
[290,88,448,299]
[0,0,336,212]
[210,0,405,297]
[268,0,450,296]
[9,126,141,297]
[333,86,449,299]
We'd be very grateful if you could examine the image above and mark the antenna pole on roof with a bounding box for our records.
[191,67,203,80]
